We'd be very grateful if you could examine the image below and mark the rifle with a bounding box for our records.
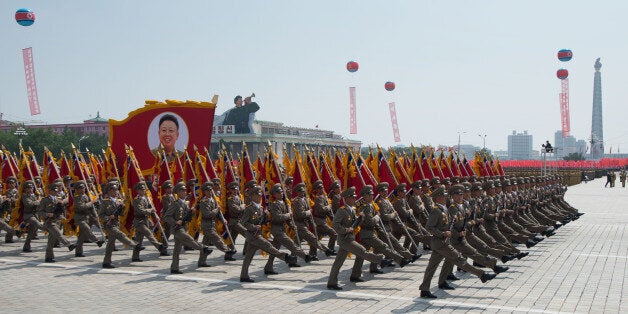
[106,199,125,227]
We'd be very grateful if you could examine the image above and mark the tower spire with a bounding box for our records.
[590,58,604,159]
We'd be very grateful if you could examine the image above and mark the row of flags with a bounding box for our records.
[1,142,505,239]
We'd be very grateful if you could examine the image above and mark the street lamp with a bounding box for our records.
[14,127,28,146]
[457,131,466,155]
[79,135,89,152]
[478,134,487,151]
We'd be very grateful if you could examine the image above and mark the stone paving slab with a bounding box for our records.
[0,178,625,313]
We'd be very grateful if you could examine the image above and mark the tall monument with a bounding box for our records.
[590,58,604,159]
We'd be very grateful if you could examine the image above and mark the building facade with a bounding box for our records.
[0,112,109,136]
[210,120,361,161]
[507,130,533,160]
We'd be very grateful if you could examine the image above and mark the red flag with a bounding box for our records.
[420,150,434,180]
[239,144,256,189]
[377,149,398,188]
[344,152,365,192]
[320,153,337,192]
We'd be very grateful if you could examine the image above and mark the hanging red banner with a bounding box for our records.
[389,102,400,142]
[349,87,357,134]
[22,47,40,115]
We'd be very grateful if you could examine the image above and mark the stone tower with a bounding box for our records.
[590,58,604,159]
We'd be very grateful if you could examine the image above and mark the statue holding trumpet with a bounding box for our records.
[222,93,259,134]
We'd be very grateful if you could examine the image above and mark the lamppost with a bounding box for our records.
[14,127,28,146]
[78,135,89,153]
[457,131,466,155]
[478,134,487,151]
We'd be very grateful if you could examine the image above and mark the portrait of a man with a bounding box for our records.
[148,113,189,162]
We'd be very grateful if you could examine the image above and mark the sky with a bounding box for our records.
[1,1,627,153]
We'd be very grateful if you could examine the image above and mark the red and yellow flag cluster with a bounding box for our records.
[0,142,507,238]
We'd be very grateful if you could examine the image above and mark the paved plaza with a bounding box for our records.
[0,179,626,313]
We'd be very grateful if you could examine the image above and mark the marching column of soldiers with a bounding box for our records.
[0,173,583,298]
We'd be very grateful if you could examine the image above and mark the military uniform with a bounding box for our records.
[160,180,175,240]
[132,182,167,262]
[445,185,507,275]
[0,185,20,243]
[357,186,407,275]
[164,183,212,273]
[240,185,295,282]
[311,180,338,254]
[72,181,104,257]
[419,186,493,298]
[327,187,385,290]
[39,183,75,262]
[292,184,331,258]
[100,183,137,268]
[374,183,415,260]
[21,181,42,252]
[197,182,234,264]
[264,184,309,273]
[226,182,248,251]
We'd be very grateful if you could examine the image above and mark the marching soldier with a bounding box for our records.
[101,182,138,268]
[240,185,298,283]
[132,182,168,262]
[72,180,104,257]
[226,181,248,253]
[419,185,496,299]
[327,187,387,290]
[160,180,175,240]
[39,181,76,262]
[620,169,626,188]
[357,185,409,279]
[390,182,428,254]
[197,181,236,264]
[164,182,213,273]
[442,184,508,288]
[264,183,311,274]
[311,180,338,255]
[462,183,515,263]
[405,181,433,252]
[292,183,333,260]
[374,183,418,262]
[328,180,342,215]
[0,183,21,243]
[21,180,42,252]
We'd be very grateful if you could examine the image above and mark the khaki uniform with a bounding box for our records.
[375,198,414,259]
[358,201,404,273]
[227,195,248,248]
[447,203,497,271]
[328,204,384,286]
[292,195,328,256]
[100,197,137,265]
[21,193,42,251]
[312,194,337,251]
[240,202,288,279]
[132,195,164,260]
[39,196,72,260]
[0,193,17,242]
[264,199,307,272]
[419,203,484,291]
[197,195,231,265]
[164,199,208,271]
[73,193,100,256]
[160,193,175,239]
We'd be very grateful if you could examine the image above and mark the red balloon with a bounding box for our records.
[385,81,395,91]
[556,69,569,80]
[346,61,359,73]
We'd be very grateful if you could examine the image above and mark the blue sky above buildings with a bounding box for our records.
[0,1,626,151]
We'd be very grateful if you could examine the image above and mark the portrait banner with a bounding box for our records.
[109,98,217,174]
